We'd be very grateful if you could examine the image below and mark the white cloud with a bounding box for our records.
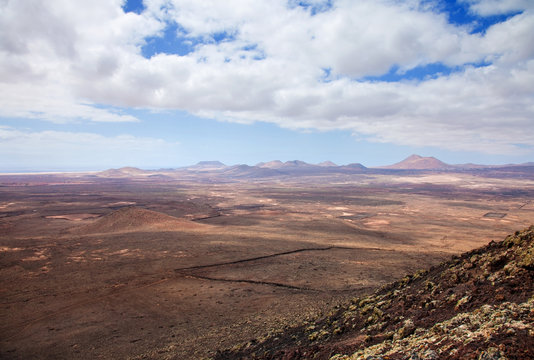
[462,0,534,16]
[0,82,139,123]
[1,0,533,156]
[0,126,181,170]
[0,0,160,122]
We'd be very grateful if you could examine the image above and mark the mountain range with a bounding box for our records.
[98,155,534,179]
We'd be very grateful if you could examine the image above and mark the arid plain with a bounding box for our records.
[1,163,533,359]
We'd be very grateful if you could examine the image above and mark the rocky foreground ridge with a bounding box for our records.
[214,227,534,360]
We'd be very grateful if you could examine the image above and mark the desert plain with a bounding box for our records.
[1,165,533,359]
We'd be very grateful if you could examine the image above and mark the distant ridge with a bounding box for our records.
[283,160,312,167]
[256,160,284,168]
[342,163,367,170]
[258,160,314,169]
[221,164,283,178]
[196,161,226,167]
[317,161,337,167]
[98,167,148,177]
[93,158,533,180]
[380,154,455,170]
[179,161,228,172]
[187,161,227,170]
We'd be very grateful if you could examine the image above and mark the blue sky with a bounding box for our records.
[1,0,533,171]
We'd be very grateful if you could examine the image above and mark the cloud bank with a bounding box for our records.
[0,126,181,170]
[1,0,533,155]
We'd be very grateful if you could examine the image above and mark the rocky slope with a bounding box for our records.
[214,227,534,360]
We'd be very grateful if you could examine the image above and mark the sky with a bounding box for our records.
[1,0,533,171]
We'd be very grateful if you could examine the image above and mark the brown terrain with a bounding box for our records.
[216,227,534,359]
[0,157,533,359]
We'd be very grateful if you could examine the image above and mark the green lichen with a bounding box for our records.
[517,245,534,269]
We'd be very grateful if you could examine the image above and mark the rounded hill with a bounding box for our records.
[381,154,455,170]
[72,206,204,234]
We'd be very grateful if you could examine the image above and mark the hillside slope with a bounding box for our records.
[71,206,204,234]
[214,227,534,360]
